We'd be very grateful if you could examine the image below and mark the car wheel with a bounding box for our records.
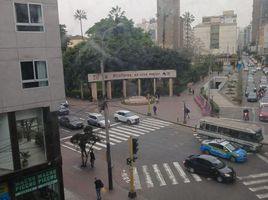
[230,156,236,162]
[114,117,119,122]
[189,167,195,173]
[216,176,223,183]
[97,123,101,128]
[127,120,131,125]
[203,150,210,155]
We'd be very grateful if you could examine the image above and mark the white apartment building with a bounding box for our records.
[193,11,238,55]
[0,0,65,199]
[136,18,157,43]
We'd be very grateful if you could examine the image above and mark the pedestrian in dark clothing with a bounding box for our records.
[94,177,103,200]
[192,89,195,95]
[90,148,95,168]
[185,107,190,119]
[153,105,157,115]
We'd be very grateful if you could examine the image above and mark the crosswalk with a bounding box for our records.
[238,172,268,199]
[121,162,205,190]
[61,118,172,152]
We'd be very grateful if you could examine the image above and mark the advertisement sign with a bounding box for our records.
[88,70,177,82]
[15,168,58,196]
[0,183,10,200]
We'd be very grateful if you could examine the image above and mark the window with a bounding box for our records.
[20,61,48,88]
[14,3,44,32]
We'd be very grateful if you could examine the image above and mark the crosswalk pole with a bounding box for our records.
[128,136,136,198]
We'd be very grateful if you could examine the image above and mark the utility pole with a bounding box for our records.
[127,136,137,199]
[101,59,113,190]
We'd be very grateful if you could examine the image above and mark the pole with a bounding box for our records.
[211,95,214,117]
[101,59,113,190]
[147,97,151,116]
[128,136,136,198]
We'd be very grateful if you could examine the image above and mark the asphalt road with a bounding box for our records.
[60,103,268,200]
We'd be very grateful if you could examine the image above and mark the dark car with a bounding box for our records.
[57,107,69,116]
[247,92,258,102]
[183,154,236,183]
[58,116,84,130]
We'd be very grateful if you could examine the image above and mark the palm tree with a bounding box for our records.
[74,9,87,40]
[183,12,195,49]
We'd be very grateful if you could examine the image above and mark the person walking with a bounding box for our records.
[90,148,95,168]
[153,105,157,115]
[192,89,195,95]
[94,177,103,200]
[185,107,190,119]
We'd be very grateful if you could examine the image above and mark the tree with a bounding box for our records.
[70,126,101,167]
[59,24,70,52]
[108,6,126,23]
[182,12,195,50]
[74,9,87,40]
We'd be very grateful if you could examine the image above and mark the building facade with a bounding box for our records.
[136,18,157,43]
[0,0,65,199]
[193,10,237,55]
[157,0,183,50]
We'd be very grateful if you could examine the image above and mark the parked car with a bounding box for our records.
[114,110,140,125]
[87,113,110,128]
[247,92,258,102]
[60,100,69,108]
[260,97,268,107]
[58,116,84,130]
[57,107,69,116]
[257,66,262,71]
[259,105,268,121]
[245,85,256,97]
[200,139,247,162]
[183,154,236,183]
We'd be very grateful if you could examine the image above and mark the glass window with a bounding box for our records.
[16,108,46,168]
[0,114,14,175]
[14,3,44,32]
[20,61,48,88]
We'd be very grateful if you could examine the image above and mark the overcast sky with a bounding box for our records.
[57,0,253,36]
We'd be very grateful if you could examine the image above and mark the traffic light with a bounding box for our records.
[132,138,139,155]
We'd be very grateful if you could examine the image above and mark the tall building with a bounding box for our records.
[193,10,238,55]
[157,0,183,50]
[0,0,65,199]
[136,18,158,43]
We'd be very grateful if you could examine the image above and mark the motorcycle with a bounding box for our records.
[243,109,249,121]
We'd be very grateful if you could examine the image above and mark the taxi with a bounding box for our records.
[200,139,247,162]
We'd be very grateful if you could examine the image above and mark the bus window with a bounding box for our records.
[209,125,217,132]
[205,124,210,130]
[229,130,239,138]
[200,122,205,130]
[255,130,264,142]
[238,132,251,141]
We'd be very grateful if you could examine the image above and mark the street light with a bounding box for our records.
[100,23,124,190]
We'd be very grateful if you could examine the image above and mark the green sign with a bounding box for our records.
[15,168,58,196]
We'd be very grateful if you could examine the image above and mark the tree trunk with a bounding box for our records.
[80,81,84,99]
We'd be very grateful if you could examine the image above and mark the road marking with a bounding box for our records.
[60,128,71,133]
[95,142,108,148]
[117,126,148,134]
[141,121,165,128]
[94,133,122,143]
[134,124,158,131]
[121,125,150,133]
[108,130,131,138]
[110,128,140,137]
[249,186,268,192]
[60,136,72,141]
[191,173,202,182]
[238,173,268,180]
[144,118,172,125]
[99,131,127,141]
[142,165,154,188]
[61,144,81,153]
[65,141,102,151]
[173,162,190,183]
[133,167,142,190]
[163,163,178,185]
[257,154,268,164]
[243,179,268,186]
[121,170,130,184]
[152,164,166,186]
[265,152,268,155]
[257,193,268,199]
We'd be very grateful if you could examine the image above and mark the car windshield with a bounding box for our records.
[97,116,105,120]
[212,159,225,169]
[225,143,237,151]
[261,107,268,112]
[125,112,135,117]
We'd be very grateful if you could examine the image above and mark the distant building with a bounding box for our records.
[193,10,238,55]
[68,35,85,48]
[136,18,157,43]
[157,0,183,50]
[0,0,65,199]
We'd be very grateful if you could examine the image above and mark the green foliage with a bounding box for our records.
[60,24,69,52]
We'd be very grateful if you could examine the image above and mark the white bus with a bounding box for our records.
[197,117,264,152]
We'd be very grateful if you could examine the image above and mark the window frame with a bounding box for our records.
[14,2,44,32]
[20,59,49,89]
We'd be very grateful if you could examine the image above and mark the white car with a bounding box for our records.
[260,97,268,108]
[87,113,110,128]
[114,110,140,125]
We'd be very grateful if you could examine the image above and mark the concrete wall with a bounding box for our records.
[0,0,65,112]
[219,24,237,54]
[194,25,211,52]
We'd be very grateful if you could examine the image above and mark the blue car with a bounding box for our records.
[200,139,247,162]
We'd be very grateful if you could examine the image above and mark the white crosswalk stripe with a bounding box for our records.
[142,165,154,188]
[153,164,167,186]
[173,162,190,183]
[133,167,142,190]
[191,173,202,182]
[163,163,178,185]
[61,117,172,152]
[240,171,268,199]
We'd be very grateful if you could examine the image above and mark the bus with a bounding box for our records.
[197,117,264,152]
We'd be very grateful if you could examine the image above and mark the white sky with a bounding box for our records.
[57,0,253,36]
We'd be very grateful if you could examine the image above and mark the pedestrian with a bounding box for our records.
[90,148,95,168]
[153,105,157,115]
[185,107,190,119]
[192,89,195,95]
[94,177,104,200]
